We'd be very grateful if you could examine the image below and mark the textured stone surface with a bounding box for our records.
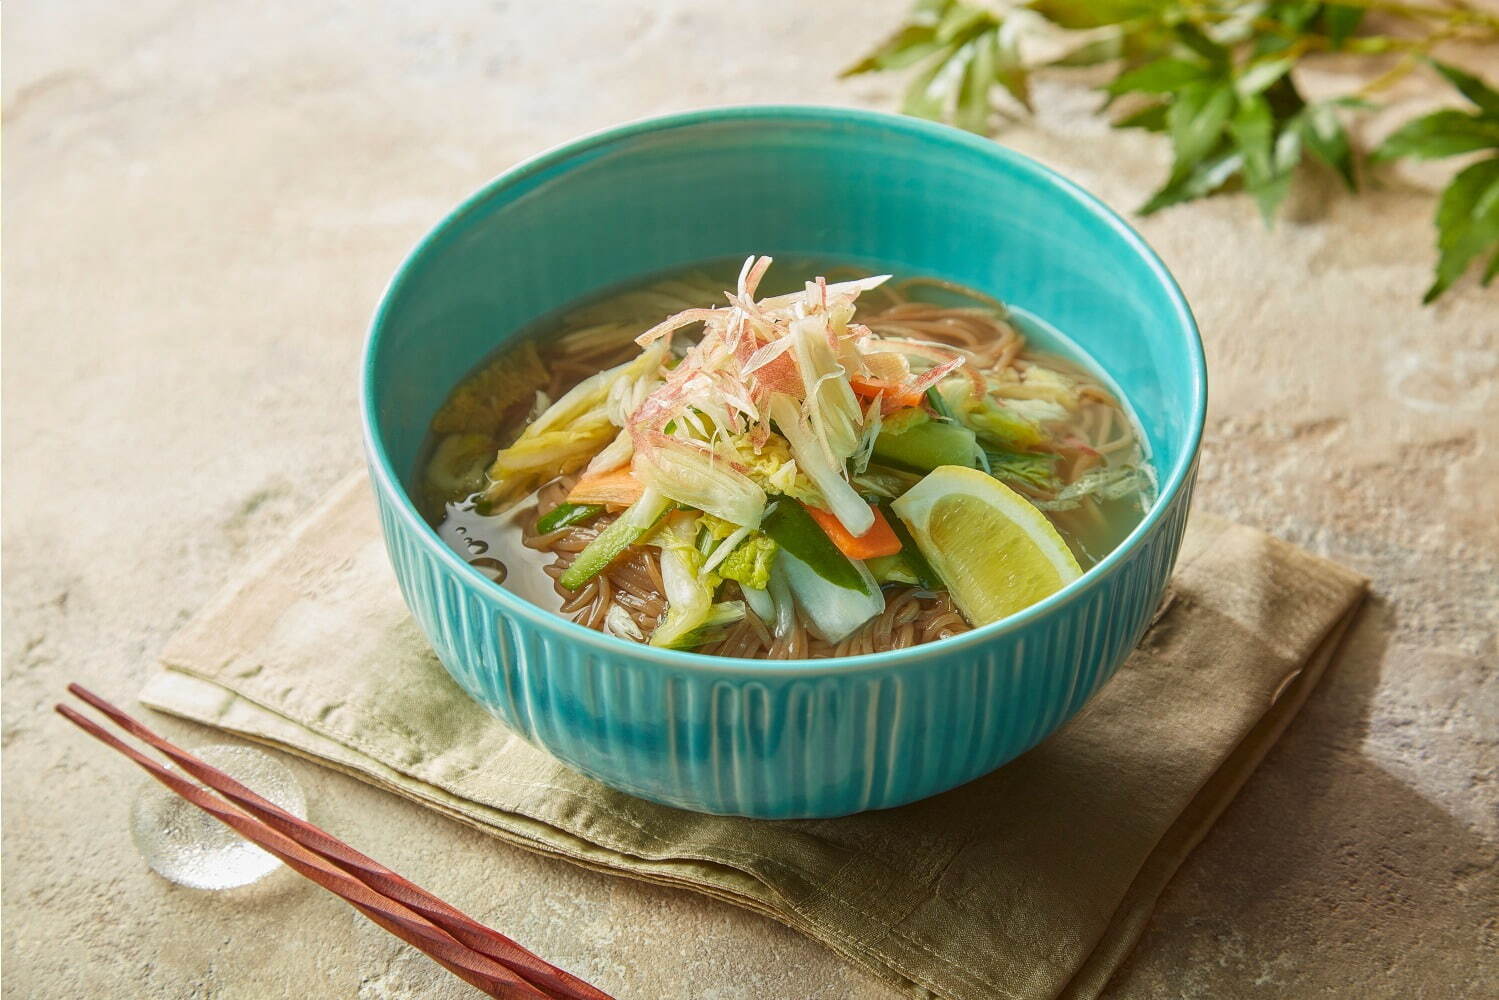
[3,2,1495,997]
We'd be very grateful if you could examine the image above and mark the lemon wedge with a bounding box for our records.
[891,465,1082,627]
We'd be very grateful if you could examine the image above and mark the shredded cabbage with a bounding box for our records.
[995,363,1080,408]
[1031,463,1152,511]
[584,427,634,476]
[649,512,718,649]
[481,340,668,508]
[726,433,824,507]
[604,604,644,642]
[1000,397,1070,428]
[716,534,778,591]
[958,393,1047,450]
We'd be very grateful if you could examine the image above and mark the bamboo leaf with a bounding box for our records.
[901,44,962,120]
[994,18,1032,111]
[841,26,943,77]
[1028,0,1154,30]
[956,36,995,132]
[937,3,991,44]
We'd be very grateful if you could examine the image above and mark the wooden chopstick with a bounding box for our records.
[57,689,615,1000]
[64,684,612,1000]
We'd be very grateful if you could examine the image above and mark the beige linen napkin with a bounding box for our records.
[141,471,1367,1000]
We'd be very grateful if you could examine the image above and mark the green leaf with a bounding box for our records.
[1262,71,1308,120]
[1274,117,1305,173]
[1230,94,1274,183]
[1430,60,1499,118]
[1424,156,1499,302]
[1299,101,1357,190]
[994,18,1032,111]
[1173,23,1231,70]
[1114,101,1168,131]
[1323,4,1365,49]
[909,0,954,24]
[1028,0,1154,30]
[1264,123,1305,219]
[901,49,953,120]
[1204,1,1265,46]
[1269,1,1322,33]
[1484,245,1499,285]
[936,2,991,43]
[956,36,994,132]
[1230,94,1298,222]
[901,40,968,120]
[1236,55,1295,97]
[1168,81,1236,167]
[841,25,943,77]
[1375,110,1499,161]
[1105,57,1211,96]
[1049,34,1124,68]
[1140,144,1246,214]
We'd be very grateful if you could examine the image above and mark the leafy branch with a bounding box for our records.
[843,0,1499,301]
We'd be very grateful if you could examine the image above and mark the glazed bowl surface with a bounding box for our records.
[362,106,1205,818]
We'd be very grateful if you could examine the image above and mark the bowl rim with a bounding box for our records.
[362,104,1207,678]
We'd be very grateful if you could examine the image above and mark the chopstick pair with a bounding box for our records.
[57,684,614,1000]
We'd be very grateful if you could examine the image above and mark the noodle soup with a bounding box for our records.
[421,258,1152,659]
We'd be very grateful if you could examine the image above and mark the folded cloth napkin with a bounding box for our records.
[141,471,1367,1000]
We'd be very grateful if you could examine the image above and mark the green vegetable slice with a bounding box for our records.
[774,551,885,643]
[664,601,746,651]
[879,501,942,589]
[962,395,1045,450]
[866,553,920,586]
[535,501,604,534]
[559,489,673,590]
[762,501,866,591]
[925,385,959,422]
[873,418,981,473]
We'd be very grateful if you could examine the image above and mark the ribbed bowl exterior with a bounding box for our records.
[371,461,1194,817]
[363,107,1205,818]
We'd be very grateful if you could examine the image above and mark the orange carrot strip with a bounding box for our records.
[567,467,644,508]
[849,376,924,412]
[804,503,903,560]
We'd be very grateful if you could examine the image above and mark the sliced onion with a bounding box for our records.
[768,394,874,537]
[632,433,766,528]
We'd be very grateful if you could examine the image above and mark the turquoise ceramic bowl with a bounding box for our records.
[363,107,1204,818]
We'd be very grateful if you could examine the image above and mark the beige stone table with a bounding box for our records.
[3,2,1495,997]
